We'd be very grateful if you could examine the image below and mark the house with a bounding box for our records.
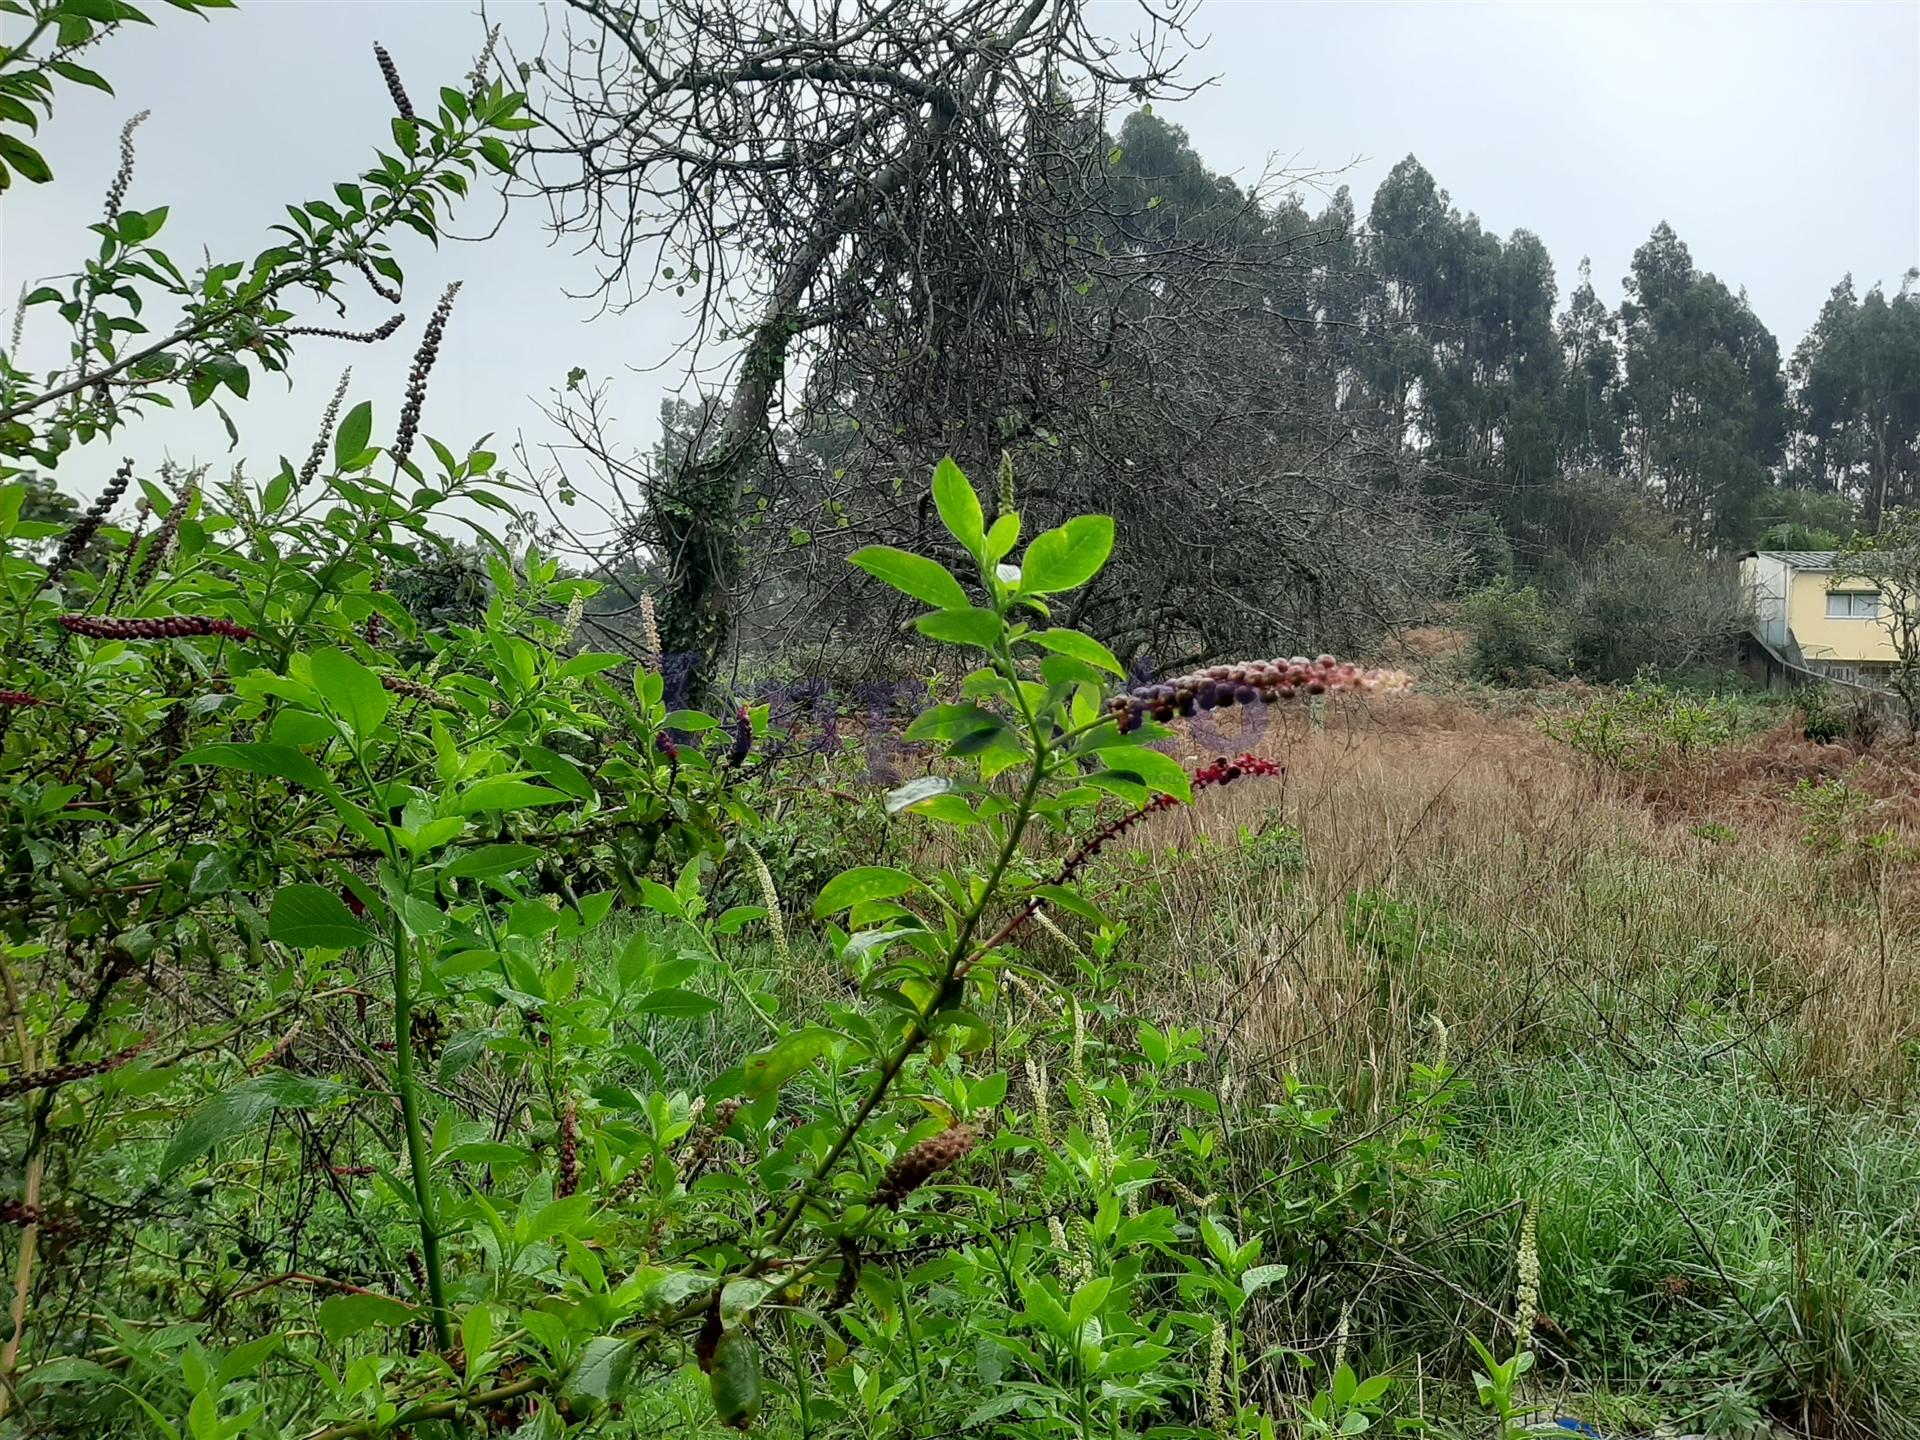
[1738,550,1899,684]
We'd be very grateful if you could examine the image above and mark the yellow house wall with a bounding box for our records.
[1788,571,1901,664]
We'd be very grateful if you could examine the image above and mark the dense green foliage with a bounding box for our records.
[3,7,1918,1440]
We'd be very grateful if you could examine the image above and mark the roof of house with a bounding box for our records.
[1745,550,1840,570]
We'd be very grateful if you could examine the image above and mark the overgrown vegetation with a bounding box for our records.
[2,6,1917,1440]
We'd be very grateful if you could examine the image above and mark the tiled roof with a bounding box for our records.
[1752,551,1840,569]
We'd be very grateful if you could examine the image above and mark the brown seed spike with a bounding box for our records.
[873,1123,977,1208]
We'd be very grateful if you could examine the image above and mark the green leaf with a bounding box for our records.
[1067,1276,1112,1329]
[443,1141,524,1167]
[636,1269,718,1314]
[316,1293,413,1345]
[269,884,375,949]
[178,741,380,847]
[48,60,113,93]
[849,545,969,610]
[985,512,1021,563]
[1240,1263,1287,1298]
[161,1072,343,1175]
[885,775,966,815]
[519,745,593,800]
[1031,884,1108,926]
[720,1277,775,1325]
[658,710,717,732]
[0,134,52,186]
[114,206,167,244]
[907,794,981,826]
[560,1337,634,1416]
[440,844,542,882]
[634,988,720,1018]
[637,880,682,919]
[813,866,925,917]
[1027,628,1123,676]
[1200,1214,1239,1271]
[1018,1276,1073,1339]
[739,1027,837,1100]
[915,607,1003,648]
[17,1356,115,1389]
[311,647,390,736]
[1095,745,1192,803]
[333,400,372,471]
[178,742,330,791]
[453,778,571,815]
[1351,1374,1392,1407]
[931,456,985,560]
[437,1029,497,1083]
[64,0,154,21]
[902,704,1004,743]
[1020,515,1113,594]
[557,652,623,679]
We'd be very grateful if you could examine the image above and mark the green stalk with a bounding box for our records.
[389,924,452,1349]
[759,626,1049,1251]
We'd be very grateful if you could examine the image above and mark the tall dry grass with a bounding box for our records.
[1068,696,1919,1109]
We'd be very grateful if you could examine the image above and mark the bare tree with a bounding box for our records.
[509,0,1462,693]
[1836,507,1920,736]
[505,0,1200,685]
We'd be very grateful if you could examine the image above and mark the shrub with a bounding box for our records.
[1542,675,1741,771]
[1458,581,1568,684]
[1795,683,1884,747]
[1562,543,1750,683]
[0,433,1417,1437]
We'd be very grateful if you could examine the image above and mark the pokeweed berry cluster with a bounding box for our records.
[0,1037,151,1101]
[1190,752,1284,788]
[282,313,405,344]
[44,456,133,587]
[380,673,457,709]
[131,477,194,592]
[393,281,461,465]
[372,41,415,120]
[1108,654,1412,732]
[299,368,354,492]
[873,1123,978,1208]
[0,1198,91,1244]
[726,704,753,768]
[556,1102,579,1199]
[57,615,256,642]
[1061,752,1284,883]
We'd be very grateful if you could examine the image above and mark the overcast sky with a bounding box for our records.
[4,0,1916,497]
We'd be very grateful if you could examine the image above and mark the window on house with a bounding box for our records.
[1826,590,1882,619]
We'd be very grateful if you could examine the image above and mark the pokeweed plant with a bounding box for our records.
[1,23,526,469]
[0,422,1428,1437]
[0,408,785,1434]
